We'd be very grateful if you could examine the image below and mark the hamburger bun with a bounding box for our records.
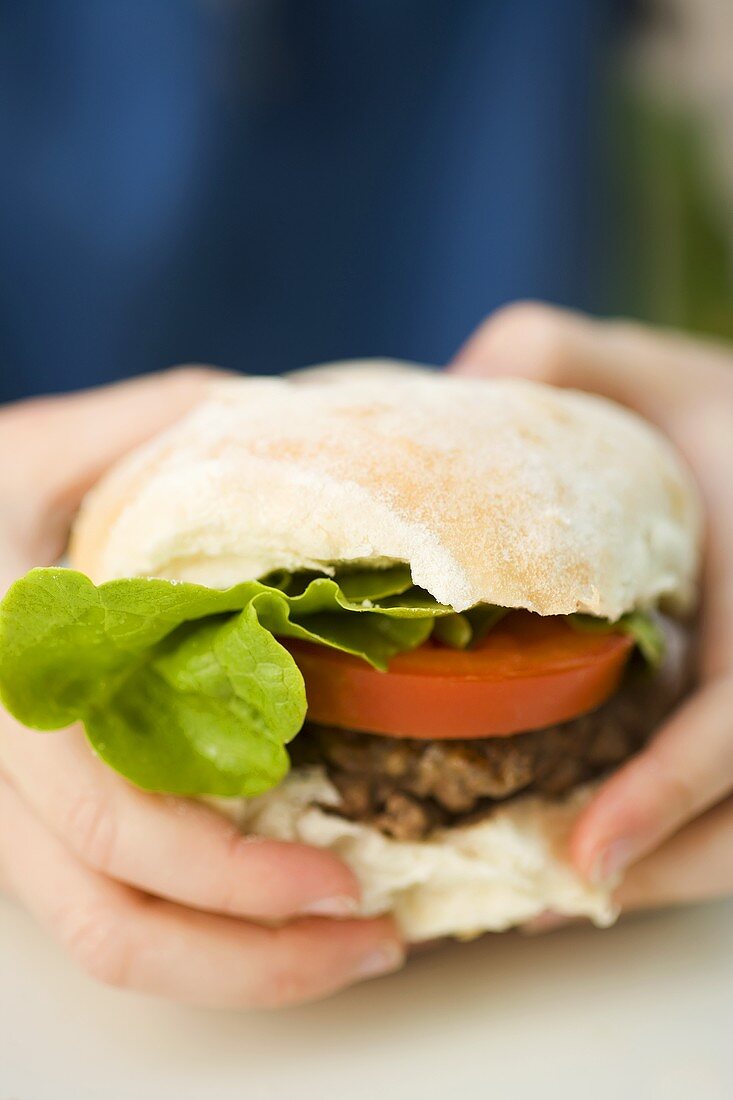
[71,364,701,619]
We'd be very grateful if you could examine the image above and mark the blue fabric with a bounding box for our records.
[0,0,618,401]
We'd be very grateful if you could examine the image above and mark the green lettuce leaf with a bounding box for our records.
[0,566,665,798]
[569,611,666,668]
[431,605,508,649]
[0,567,447,796]
[431,613,473,649]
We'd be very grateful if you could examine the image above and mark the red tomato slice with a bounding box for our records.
[286,613,634,739]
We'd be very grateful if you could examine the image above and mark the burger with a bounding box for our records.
[0,365,702,941]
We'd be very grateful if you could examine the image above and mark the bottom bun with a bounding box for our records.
[211,768,619,942]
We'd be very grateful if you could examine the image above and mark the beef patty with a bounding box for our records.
[291,617,694,840]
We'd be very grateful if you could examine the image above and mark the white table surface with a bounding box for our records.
[1,895,731,1100]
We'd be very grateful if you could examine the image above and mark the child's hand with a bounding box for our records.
[0,370,403,1006]
[455,303,733,913]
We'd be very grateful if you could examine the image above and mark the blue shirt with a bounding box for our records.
[0,0,619,401]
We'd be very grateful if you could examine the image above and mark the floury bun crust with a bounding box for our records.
[71,362,702,619]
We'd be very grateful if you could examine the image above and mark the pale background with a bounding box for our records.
[2,896,731,1100]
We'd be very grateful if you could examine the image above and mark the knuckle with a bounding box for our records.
[489,299,558,330]
[165,364,222,388]
[483,301,575,369]
[661,770,699,821]
[58,902,133,988]
[62,792,118,873]
[623,760,699,840]
[250,929,321,1009]
[486,299,562,337]
[255,964,314,1010]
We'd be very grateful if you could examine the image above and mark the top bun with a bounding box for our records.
[70,362,702,619]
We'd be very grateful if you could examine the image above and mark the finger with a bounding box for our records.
[0,718,361,921]
[525,795,733,934]
[569,676,733,884]
[524,792,733,933]
[0,775,403,1008]
[451,300,733,433]
[454,304,733,679]
[616,795,733,911]
[0,366,223,568]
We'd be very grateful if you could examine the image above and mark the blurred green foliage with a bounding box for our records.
[612,86,733,339]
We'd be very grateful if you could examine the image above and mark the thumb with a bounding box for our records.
[452,300,733,436]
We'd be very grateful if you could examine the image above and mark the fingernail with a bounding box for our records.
[357,941,405,979]
[300,894,359,918]
[590,839,633,885]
